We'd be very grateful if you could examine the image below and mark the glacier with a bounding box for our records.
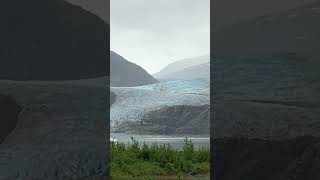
[110,79,210,127]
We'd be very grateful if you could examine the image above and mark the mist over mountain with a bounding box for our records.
[0,0,108,81]
[214,0,320,58]
[157,63,210,81]
[110,51,158,87]
[154,55,210,80]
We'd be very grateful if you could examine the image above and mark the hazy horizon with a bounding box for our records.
[110,0,210,74]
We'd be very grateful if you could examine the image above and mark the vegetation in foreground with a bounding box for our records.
[110,138,210,180]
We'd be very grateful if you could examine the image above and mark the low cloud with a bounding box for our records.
[111,0,210,74]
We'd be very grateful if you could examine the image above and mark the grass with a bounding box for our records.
[110,137,210,180]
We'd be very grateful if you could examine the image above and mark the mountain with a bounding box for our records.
[153,55,210,80]
[214,0,320,58]
[0,0,108,81]
[212,2,320,176]
[69,0,314,31]
[110,51,158,87]
[0,1,109,178]
[65,0,109,23]
[157,62,210,81]
[0,79,108,179]
[213,0,316,29]
[212,1,320,139]
[212,56,320,139]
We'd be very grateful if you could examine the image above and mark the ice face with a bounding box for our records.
[110,79,210,127]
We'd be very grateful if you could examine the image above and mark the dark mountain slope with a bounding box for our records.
[214,0,320,58]
[0,0,108,80]
[213,0,315,29]
[212,56,320,139]
[65,0,109,22]
[0,95,21,143]
[110,51,158,87]
[0,80,108,179]
[213,136,320,180]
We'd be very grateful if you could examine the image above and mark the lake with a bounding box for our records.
[110,133,210,149]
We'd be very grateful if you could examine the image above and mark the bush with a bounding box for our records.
[110,137,210,179]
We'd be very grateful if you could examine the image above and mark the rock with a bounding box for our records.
[115,105,210,134]
[0,95,21,143]
[110,91,117,106]
[213,136,320,180]
[0,0,108,81]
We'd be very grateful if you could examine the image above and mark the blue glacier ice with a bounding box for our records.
[110,79,210,127]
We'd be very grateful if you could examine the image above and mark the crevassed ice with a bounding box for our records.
[110,79,210,127]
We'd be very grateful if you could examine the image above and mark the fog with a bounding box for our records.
[110,0,210,74]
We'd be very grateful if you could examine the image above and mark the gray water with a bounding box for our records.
[110,133,210,149]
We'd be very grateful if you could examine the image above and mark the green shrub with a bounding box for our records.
[110,137,210,179]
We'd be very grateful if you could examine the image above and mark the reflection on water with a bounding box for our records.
[111,133,210,149]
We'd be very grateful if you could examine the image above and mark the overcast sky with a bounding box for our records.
[110,0,210,74]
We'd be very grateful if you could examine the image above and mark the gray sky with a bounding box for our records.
[110,0,210,74]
